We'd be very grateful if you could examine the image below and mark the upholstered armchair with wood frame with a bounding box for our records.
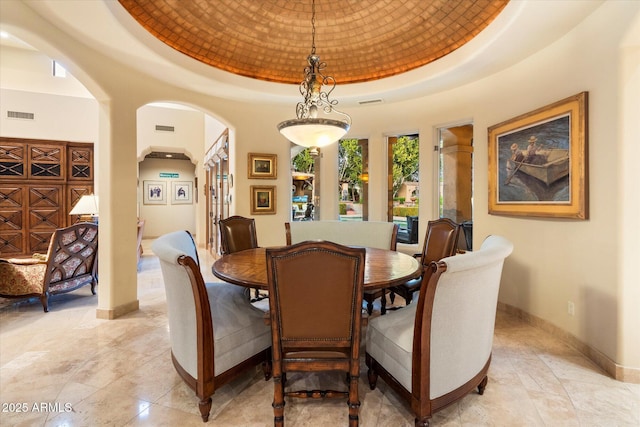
[265,240,366,427]
[152,230,272,422]
[366,235,513,427]
[0,222,98,312]
[218,215,264,301]
[390,217,461,306]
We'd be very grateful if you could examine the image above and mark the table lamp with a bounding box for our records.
[69,194,99,223]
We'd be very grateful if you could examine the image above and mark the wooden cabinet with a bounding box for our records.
[0,138,94,257]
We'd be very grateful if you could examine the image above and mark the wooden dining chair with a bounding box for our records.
[219,215,258,255]
[218,215,263,301]
[390,218,461,306]
[265,240,366,427]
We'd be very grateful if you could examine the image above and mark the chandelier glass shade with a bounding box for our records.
[277,0,351,148]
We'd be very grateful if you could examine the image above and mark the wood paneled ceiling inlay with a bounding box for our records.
[117,0,509,84]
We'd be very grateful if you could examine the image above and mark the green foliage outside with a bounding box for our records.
[392,135,420,198]
[393,206,419,217]
[292,148,315,173]
[338,139,363,201]
[339,203,348,215]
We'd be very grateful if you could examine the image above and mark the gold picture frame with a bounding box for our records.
[248,153,277,179]
[250,185,276,215]
[488,92,588,219]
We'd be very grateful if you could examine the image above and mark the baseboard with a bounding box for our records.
[96,299,140,320]
[497,302,640,384]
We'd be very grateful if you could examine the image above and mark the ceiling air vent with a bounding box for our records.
[155,125,175,132]
[358,99,383,105]
[7,111,35,120]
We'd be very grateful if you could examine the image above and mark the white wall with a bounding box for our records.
[136,105,207,241]
[138,158,196,238]
[0,45,92,98]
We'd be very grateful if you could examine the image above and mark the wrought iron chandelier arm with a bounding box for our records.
[277,0,351,147]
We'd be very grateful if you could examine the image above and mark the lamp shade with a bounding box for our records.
[69,194,99,216]
[277,118,350,148]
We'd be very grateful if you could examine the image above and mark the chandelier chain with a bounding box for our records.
[311,0,316,55]
[276,0,351,148]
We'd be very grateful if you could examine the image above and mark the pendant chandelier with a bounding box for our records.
[277,0,351,148]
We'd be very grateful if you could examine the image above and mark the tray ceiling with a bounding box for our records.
[117,0,509,85]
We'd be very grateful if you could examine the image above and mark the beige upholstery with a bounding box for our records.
[366,235,513,426]
[286,220,397,249]
[152,230,271,422]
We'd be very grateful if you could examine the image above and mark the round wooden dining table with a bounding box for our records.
[212,247,421,291]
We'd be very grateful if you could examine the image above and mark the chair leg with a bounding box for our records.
[198,397,212,422]
[347,374,360,426]
[273,375,285,427]
[365,298,374,316]
[415,417,431,427]
[365,355,378,390]
[405,290,414,305]
[40,293,49,313]
[380,291,387,315]
[262,359,273,381]
[477,375,488,395]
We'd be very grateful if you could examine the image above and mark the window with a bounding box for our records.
[387,135,419,233]
[291,147,317,221]
[338,139,368,221]
[53,61,67,78]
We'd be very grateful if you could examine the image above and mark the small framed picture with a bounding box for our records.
[248,153,277,179]
[143,180,166,205]
[250,185,276,215]
[172,181,193,204]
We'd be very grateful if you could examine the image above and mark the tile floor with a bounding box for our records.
[1,242,638,426]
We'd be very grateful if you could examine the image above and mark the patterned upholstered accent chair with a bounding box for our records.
[265,240,366,427]
[152,230,272,422]
[366,235,513,427]
[0,222,99,312]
